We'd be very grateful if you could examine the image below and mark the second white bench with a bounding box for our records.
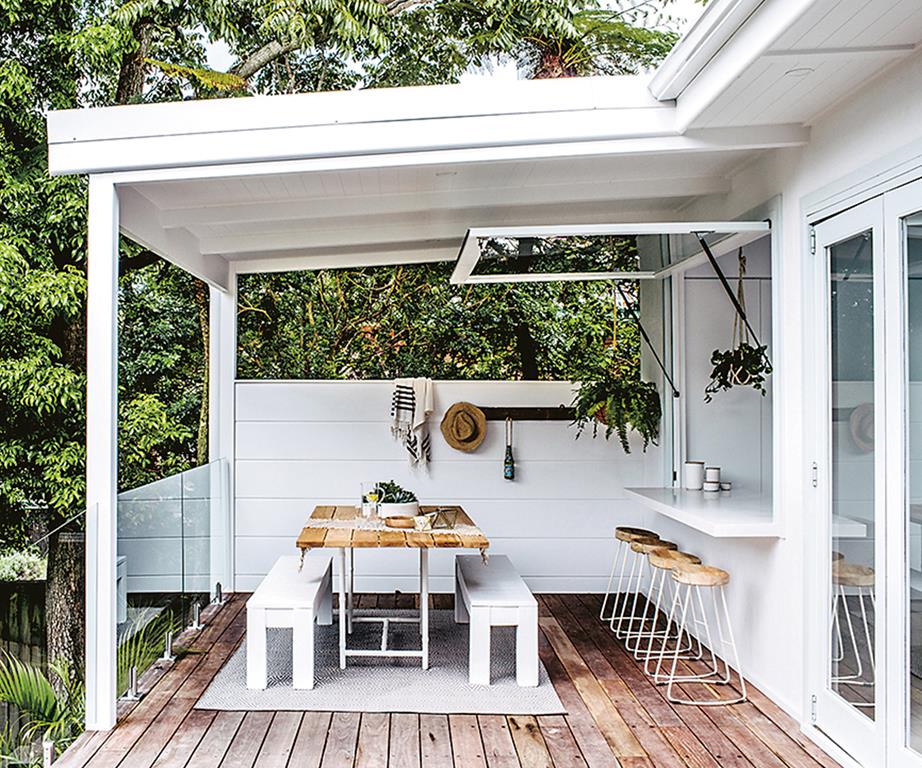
[455,554,538,687]
[247,553,333,690]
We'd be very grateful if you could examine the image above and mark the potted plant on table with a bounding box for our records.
[370,480,420,518]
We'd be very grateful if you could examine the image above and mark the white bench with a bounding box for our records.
[247,553,333,690]
[455,554,538,687]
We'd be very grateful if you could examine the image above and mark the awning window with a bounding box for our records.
[450,221,770,285]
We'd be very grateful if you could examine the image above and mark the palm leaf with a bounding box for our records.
[146,59,247,91]
[0,654,61,729]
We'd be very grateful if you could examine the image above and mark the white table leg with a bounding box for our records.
[347,547,354,634]
[338,547,347,669]
[454,557,469,624]
[420,548,429,670]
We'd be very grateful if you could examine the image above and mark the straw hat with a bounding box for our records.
[440,402,487,452]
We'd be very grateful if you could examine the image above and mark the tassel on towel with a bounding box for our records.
[391,378,433,466]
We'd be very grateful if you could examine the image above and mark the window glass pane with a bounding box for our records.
[906,217,922,753]
[828,231,876,720]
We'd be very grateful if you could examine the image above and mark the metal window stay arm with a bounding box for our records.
[615,282,680,399]
[695,234,771,367]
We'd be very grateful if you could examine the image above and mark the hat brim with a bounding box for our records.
[440,402,487,452]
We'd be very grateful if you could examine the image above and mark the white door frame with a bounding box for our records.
[883,178,922,768]
[808,197,887,768]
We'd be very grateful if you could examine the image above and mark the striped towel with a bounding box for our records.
[390,378,434,466]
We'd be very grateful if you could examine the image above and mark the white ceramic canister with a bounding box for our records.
[684,461,705,491]
[704,466,721,483]
[703,480,721,493]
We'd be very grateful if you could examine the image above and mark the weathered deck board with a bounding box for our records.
[56,593,843,768]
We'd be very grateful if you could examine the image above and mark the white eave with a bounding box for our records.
[46,74,810,177]
[653,0,922,132]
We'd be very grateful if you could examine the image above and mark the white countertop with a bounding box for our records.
[625,487,868,540]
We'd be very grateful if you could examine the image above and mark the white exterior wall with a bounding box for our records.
[658,49,922,721]
[233,380,667,593]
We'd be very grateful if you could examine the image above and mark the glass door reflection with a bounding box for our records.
[906,213,922,753]
[829,231,877,718]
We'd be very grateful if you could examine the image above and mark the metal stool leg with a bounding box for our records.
[600,539,627,622]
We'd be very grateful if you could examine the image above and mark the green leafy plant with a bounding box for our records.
[571,340,661,454]
[704,249,772,403]
[117,607,183,695]
[704,342,771,403]
[0,654,84,761]
[0,549,46,582]
[371,481,417,504]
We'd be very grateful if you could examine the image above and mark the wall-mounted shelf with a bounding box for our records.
[480,406,574,422]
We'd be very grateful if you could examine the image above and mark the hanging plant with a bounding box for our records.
[571,289,661,453]
[704,249,772,403]
[572,369,661,453]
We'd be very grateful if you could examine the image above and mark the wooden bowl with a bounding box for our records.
[384,516,416,529]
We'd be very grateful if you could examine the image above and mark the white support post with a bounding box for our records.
[85,175,119,731]
[208,273,236,595]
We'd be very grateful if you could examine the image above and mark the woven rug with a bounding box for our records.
[196,610,564,715]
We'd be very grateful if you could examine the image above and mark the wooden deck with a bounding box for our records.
[58,593,842,768]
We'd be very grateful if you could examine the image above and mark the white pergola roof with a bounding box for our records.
[46,0,922,291]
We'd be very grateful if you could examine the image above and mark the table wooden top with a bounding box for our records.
[296,505,490,551]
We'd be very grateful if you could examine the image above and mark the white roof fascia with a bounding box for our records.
[650,0,822,131]
[48,75,666,176]
[49,106,672,175]
[649,0,766,101]
[50,76,658,143]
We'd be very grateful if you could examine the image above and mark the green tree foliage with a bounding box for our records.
[237,237,639,380]
[0,0,693,539]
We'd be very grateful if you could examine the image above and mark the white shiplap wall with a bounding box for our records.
[234,380,665,592]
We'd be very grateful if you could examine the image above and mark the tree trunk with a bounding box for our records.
[116,22,153,104]
[45,532,85,698]
[193,280,210,466]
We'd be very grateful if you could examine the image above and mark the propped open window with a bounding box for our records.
[450,222,771,284]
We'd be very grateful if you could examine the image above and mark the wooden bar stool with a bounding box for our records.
[830,560,875,705]
[619,539,679,645]
[633,547,705,667]
[652,562,747,705]
[600,526,659,623]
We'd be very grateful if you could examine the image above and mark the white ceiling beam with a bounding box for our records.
[762,45,916,64]
[231,245,458,274]
[157,175,731,229]
[117,186,229,289]
[197,202,690,256]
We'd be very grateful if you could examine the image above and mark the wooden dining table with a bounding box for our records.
[296,504,490,670]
